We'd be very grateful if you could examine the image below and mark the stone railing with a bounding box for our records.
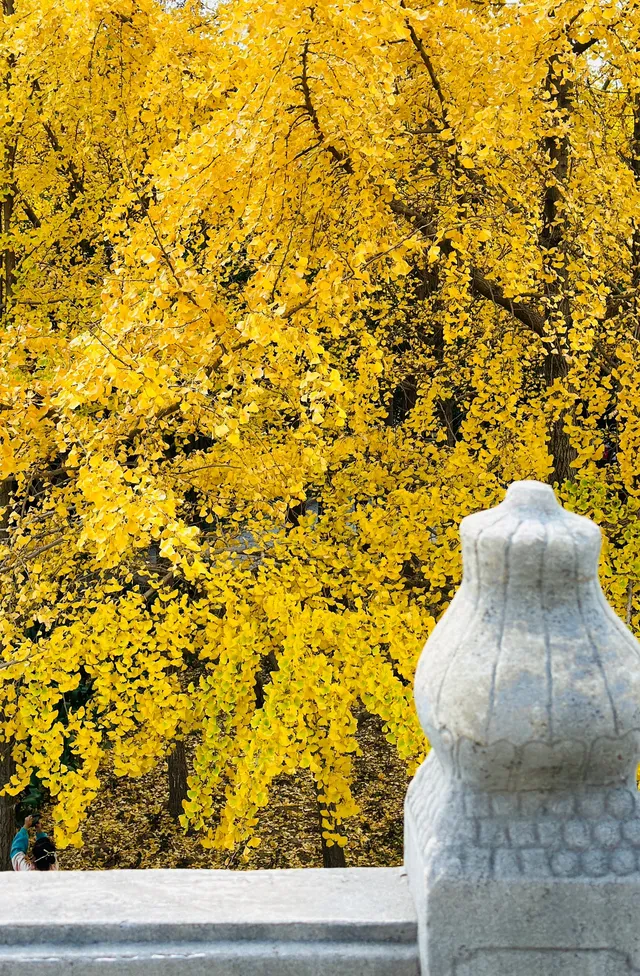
[2,480,640,975]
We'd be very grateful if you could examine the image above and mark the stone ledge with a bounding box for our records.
[0,940,420,976]
[0,867,419,976]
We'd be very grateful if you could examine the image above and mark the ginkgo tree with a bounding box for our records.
[2,0,640,866]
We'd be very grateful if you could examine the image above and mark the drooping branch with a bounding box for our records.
[0,184,14,315]
[403,18,446,118]
[397,9,549,338]
[401,2,459,163]
[631,93,640,302]
[598,86,640,331]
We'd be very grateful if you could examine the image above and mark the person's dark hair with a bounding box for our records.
[32,836,56,871]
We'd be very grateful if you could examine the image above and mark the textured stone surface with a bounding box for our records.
[405,480,640,975]
[413,480,640,793]
[0,867,419,975]
[421,879,640,974]
[406,754,640,881]
[453,949,635,976]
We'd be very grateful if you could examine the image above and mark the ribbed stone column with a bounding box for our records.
[404,480,640,976]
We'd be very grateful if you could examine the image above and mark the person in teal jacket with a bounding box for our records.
[10,814,58,871]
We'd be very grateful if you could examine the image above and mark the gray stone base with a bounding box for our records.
[405,755,640,974]
[424,880,640,975]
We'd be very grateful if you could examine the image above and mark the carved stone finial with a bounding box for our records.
[404,481,640,975]
[414,479,640,791]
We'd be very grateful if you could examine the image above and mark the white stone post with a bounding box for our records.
[404,480,640,976]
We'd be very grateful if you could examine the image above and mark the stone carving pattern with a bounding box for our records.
[413,481,640,793]
[407,759,640,879]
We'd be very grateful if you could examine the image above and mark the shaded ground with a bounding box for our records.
[54,711,413,870]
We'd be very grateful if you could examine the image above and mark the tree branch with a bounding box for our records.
[469,267,545,335]
[571,37,599,55]
[390,199,546,335]
[403,16,446,116]
[41,121,85,203]
[401,1,457,158]
[17,194,40,229]
[0,535,68,575]
[297,40,353,175]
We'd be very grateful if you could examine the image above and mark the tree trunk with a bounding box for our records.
[320,831,346,868]
[387,375,418,428]
[0,478,14,870]
[540,57,578,487]
[0,735,15,871]
[167,740,188,819]
[315,785,346,868]
[254,651,278,709]
[543,347,577,486]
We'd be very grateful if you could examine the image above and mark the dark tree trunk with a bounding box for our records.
[539,57,577,487]
[320,832,346,868]
[168,740,188,820]
[0,735,15,871]
[254,673,265,709]
[427,275,460,448]
[387,375,418,428]
[543,347,577,486]
[315,785,346,868]
[0,477,14,870]
[548,413,576,486]
[254,651,278,709]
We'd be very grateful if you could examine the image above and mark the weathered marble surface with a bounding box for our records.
[405,480,640,975]
[0,867,418,975]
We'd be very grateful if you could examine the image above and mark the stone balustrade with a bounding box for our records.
[0,867,418,974]
[2,480,639,975]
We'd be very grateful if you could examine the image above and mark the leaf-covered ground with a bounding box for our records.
[52,711,412,870]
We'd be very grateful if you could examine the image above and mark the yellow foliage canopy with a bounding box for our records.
[1,0,639,851]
